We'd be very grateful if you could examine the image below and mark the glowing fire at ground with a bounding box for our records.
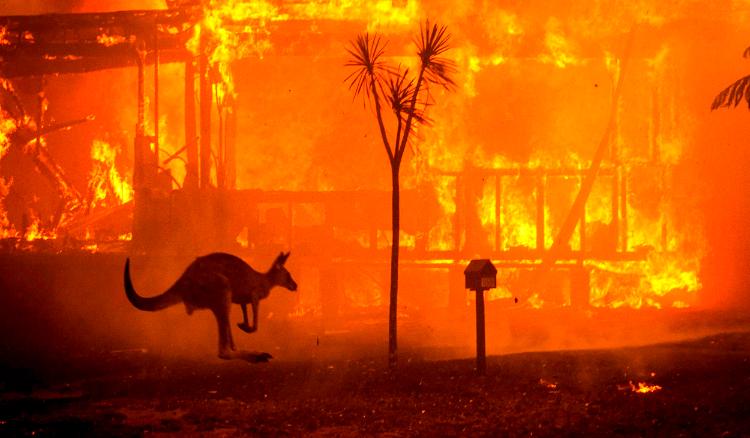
[0,26,10,46]
[629,381,663,394]
[96,33,128,47]
[539,378,558,389]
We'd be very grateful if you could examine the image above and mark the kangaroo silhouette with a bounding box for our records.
[124,252,297,362]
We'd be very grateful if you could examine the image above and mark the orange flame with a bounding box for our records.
[23,214,56,241]
[0,106,18,239]
[89,139,133,206]
[539,18,581,68]
[187,0,283,103]
[0,26,10,46]
[96,33,127,47]
[288,0,420,32]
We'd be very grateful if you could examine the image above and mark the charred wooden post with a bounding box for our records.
[217,104,225,189]
[134,47,146,190]
[536,175,545,252]
[153,21,160,170]
[570,266,591,309]
[225,101,237,189]
[199,26,212,189]
[475,288,486,374]
[184,58,198,189]
[495,175,502,252]
[620,169,628,251]
[612,167,620,251]
[133,45,152,247]
[579,192,586,257]
[454,175,464,254]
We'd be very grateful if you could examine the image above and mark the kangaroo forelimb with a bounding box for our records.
[237,303,257,333]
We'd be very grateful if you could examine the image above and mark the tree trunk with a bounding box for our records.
[388,165,400,369]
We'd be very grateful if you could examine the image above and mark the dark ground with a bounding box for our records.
[0,331,748,437]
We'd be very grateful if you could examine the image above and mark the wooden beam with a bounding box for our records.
[184,58,198,189]
[198,27,211,188]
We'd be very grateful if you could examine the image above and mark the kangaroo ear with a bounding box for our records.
[280,252,290,264]
[275,252,290,266]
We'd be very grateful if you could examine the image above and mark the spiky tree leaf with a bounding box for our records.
[415,21,456,89]
[711,74,750,110]
[344,33,388,105]
[385,68,428,124]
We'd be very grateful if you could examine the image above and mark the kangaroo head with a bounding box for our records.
[270,252,298,292]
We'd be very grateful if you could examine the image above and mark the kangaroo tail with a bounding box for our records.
[124,258,182,311]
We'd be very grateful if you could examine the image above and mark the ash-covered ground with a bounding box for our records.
[1,330,748,437]
[0,253,748,436]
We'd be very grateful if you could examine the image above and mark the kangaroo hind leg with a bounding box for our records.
[210,279,271,363]
[209,276,236,359]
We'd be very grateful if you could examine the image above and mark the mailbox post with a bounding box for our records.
[464,259,497,375]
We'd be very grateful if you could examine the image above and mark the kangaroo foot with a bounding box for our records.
[218,350,272,362]
[243,351,273,363]
[237,323,256,333]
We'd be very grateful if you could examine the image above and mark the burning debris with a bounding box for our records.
[629,381,663,394]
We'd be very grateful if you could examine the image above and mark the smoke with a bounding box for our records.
[1,0,167,15]
[2,0,82,15]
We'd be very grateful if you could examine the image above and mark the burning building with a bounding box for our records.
[0,0,749,356]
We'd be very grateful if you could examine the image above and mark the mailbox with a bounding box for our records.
[464,259,497,290]
[464,258,497,375]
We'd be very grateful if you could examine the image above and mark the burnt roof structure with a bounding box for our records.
[0,9,196,77]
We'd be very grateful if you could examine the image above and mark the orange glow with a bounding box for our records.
[539,378,557,389]
[630,381,662,394]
